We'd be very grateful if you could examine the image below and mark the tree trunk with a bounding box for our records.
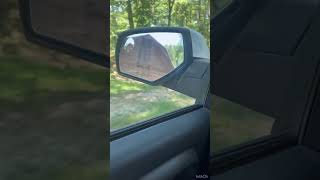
[152,0,156,25]
[167,0,175,26]
[126,0,134,29]
[198,0,203,33]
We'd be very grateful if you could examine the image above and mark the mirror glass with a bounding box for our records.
[119,32,184,82]
[29,0,107,56]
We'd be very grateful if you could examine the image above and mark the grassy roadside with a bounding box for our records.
[110,72,151,96]
[0,55,108,180]
[110,70,195,131]
[0,55,105,104]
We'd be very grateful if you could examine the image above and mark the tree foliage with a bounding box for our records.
[110,0,210,64]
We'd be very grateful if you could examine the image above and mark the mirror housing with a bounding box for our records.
[116,27,210,99]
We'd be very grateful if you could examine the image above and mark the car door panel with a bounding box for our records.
[110,108,210,180]
[140,149,198,180]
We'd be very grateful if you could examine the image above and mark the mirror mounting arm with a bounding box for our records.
[163,58,210,102]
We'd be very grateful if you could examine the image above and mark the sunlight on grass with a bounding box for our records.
[110,74,150,96]
[111,100,189,131]
[110,71,195,131]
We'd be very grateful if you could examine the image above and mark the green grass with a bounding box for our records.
[111,100,185,130]
[110,71,195,131]
[110,74,151,96]
[0,55,105,107]
[0,55,107,180]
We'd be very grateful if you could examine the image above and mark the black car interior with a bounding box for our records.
[212,0,320,179]
[110,108,210,180]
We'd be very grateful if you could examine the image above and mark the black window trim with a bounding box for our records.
[110,104,203,141]
[210,131,297,175]
[298,59,320,144]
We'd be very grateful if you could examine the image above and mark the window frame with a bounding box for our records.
[210,131,297,175]
[110,104,203,141]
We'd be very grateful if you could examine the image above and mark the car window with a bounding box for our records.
[212,0,234,16]
[0,1,107,179]
[211,95,275,153]
[110,73,195,131]
[110,0,210,132]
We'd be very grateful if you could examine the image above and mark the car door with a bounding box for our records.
[110,105,210,180]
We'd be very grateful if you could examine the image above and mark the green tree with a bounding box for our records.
[167,0,175,26]
[110,0,210,67]
[126,0,134,29]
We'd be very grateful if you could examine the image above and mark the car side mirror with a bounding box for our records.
[116,27,210,99]
[118,32,185,83]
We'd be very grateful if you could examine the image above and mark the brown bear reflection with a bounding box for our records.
[119,34,174,82]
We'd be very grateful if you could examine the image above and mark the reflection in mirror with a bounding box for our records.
[119,32,184,82]
[29,0,107,55]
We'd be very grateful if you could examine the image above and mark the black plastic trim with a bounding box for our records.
[210,132,297,175]
[212,0,240,20]
[299,58,320,144]
[110,104,203,141]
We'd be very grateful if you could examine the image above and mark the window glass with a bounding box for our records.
[110,0,209,132]
[110,77,195,131]
[211,95,275,153]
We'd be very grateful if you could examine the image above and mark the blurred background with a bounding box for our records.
[0,1,107,179]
